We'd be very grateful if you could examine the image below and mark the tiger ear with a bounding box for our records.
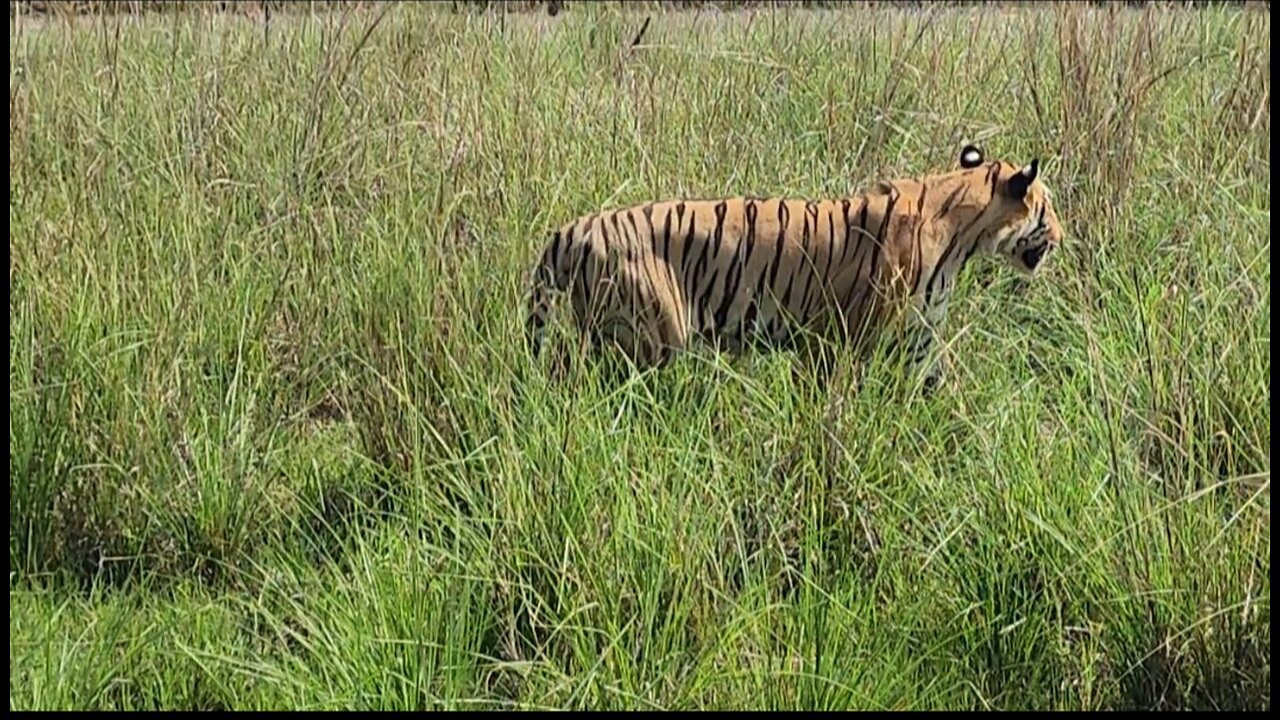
[959,144,984,169]
[1006,159,1040,200]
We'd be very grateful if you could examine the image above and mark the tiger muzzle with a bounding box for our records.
[1021,243,1049,271]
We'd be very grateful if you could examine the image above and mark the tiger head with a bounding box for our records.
[957,144,1063,277]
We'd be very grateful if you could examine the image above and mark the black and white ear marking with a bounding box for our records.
[959,144,984,169]
[1006,158,1040,200]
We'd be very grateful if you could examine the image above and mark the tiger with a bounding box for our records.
[524,144,1063,390]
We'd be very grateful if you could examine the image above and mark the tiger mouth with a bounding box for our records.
[1020,243,1049,271]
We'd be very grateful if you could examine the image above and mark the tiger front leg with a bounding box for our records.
[893,303,948,395]
[920,341,945,395]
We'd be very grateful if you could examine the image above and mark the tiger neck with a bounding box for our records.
[911,201,992,305]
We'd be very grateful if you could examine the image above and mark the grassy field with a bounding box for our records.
[8,2,1271,710]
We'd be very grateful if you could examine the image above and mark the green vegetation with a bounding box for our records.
[9,3,1270,710]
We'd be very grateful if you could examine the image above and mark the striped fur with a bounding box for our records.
[525,145,1063,385]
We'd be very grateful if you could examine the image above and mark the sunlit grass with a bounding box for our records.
[8,2,1270,710]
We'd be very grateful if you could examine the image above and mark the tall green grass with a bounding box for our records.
[9,2,1270,710]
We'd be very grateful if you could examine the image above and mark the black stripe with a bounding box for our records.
[712,206,747,331]
[654,206,684,312]
[840,223,872,322]
[780,202,812,311]
[802,202,835,319]
[842,197,880,323]
[696,268,720,331]
[610,212,631,264]
[876,189,900,247]
[550,230,563,268]
[741,299,759,340]
[671,202,688,289]
[642,204,656,253]
[825,205,836,279]
[718,201,759,333]
[909,329,933,364]
[838,199,853,267]
[575,216,595,295]
[794,207,816,318]
[631,205,665,310]
[626,208,655,293]
[681,209,703,284]
[693,201,727,285]
[855,199,870,262]
[661,206,674,261]
[801,202,813,255]
[951,190,998,275]
[909,184,929,297]
[767,200,790,295]
[693,202,730,330]
[924,231,961,308]
[934,184,966,220]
